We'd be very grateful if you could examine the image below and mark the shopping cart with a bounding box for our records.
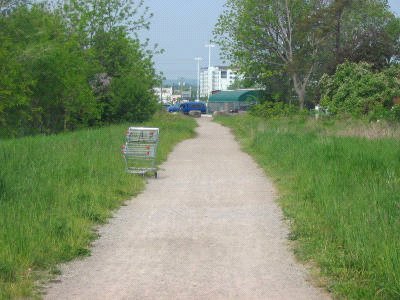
[122,127,159,178]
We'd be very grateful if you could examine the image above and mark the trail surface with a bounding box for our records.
[45,117,329,300]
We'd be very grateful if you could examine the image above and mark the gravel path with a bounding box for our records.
[44,117,329,300]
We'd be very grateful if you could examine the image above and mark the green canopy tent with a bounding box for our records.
[208,90,260,113]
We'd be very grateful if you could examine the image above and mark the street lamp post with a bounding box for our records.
[205,43,216,98]
[194,57,202,101]
[205,43,215,69]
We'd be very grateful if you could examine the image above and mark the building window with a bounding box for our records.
[221,70,227,79]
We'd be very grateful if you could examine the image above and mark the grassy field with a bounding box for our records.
[0,113,196,299]
[216,115,400,299]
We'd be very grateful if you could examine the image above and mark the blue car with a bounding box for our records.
[168,104,180,113]
[179,102,207,114]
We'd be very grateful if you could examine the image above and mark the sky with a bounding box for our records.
[142,0,400,81]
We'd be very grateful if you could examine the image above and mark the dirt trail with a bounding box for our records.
[45,117,329,300]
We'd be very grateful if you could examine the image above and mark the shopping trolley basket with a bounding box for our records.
[122,127,159,178]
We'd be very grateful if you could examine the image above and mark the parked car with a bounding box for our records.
[179,101,207,114]
[168,104,180,113]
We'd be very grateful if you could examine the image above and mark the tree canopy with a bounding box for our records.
[214,0,400,108]
[0,0,158,137]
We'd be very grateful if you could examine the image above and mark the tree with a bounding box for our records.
[0,0,158,137]
[0,0,28,15]
[214,0,400,108]
[0,5,100,136]
[59,0,153,47]
[28,38,100,132]
[111,73,157,122]
[326,0,400,72]
[0,1,35,136]
[328,0,353,66]
[320,62,400,117]
[92,29,158,122]
[59,0,159,124]
[214,0,329,109]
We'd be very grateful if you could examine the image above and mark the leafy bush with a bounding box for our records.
[250,101,298,119]
[0,3,158,138]
[111,74,158,122]
[320,62,400,119]
[388,104,400,122]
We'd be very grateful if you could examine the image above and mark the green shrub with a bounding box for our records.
[320,62,400,119]
[388,104,400,122]
[250,101,298,119]
[0,5,158,138]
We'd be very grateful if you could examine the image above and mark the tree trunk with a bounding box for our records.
[64,109,68,132]
[292,74,306,110]
[334,0,352,67]
[335,7,343,66]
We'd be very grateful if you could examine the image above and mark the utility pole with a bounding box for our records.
[195,57,202,101]
[205,43,216,99]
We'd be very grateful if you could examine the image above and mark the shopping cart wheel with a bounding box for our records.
[154,172,158,179]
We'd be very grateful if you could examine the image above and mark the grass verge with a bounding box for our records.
[0,113,196,299]
[216,114,400,299]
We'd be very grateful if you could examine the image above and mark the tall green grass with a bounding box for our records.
[217,115,400,299]
[0,113,196,299]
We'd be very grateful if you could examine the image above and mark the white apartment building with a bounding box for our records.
[200,66,239,98]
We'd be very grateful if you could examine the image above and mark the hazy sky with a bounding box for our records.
[142,0,400,80]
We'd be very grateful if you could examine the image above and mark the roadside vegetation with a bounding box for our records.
[0,1,199,298]
[0,0,159,138]
[214,0,400,110]
[214,1,400,298]
[216,114,400,299]
[0,113,196,299]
